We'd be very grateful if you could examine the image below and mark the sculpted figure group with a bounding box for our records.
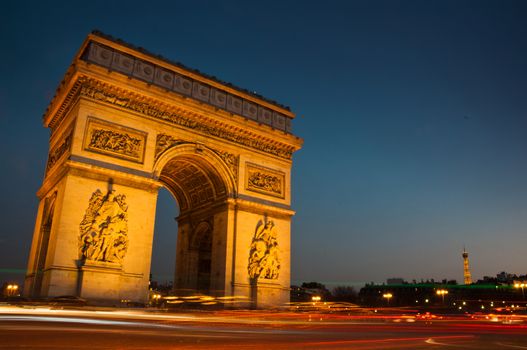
[248,220,280,280]
[79,189,129,264]
[248,170,282,195]
[89,129,142,158]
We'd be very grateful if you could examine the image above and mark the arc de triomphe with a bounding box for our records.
[24,31,302,307]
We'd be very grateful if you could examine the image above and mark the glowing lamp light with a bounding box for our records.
[514,282,526,299]
[5,284,19,296]
[436,289,448,303]
[382,293,393,305]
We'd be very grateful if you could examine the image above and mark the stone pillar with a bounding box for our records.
[25,163,159,304]
[227,200,293,308]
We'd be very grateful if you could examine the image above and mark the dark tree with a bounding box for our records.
[331,286,357,302]
[301,282,327,290]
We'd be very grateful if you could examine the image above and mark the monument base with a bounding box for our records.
[233,281,290,309]
[78,260,123,305]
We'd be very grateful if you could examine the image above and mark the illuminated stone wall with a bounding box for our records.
[25,32,302,307]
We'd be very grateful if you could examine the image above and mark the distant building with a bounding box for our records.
[476,271,526,285]
[497,271,516,284]
[290,282,331,302]
[359,280,518,308]
[387,278,405,285]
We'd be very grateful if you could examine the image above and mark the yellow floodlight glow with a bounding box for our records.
[5,284,19,295]
[382,293,393,306]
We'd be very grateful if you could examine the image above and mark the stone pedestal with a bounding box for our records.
[78,260,123,303]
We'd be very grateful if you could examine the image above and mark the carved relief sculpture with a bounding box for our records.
[46,132,73,172]
[248,220,280,280]
[214,150,239,183]
[155,134,186,159]
[79,189,129,265]
[84,117,147,163]
[83,41,292,132]
[77,78,294,160]
[246,163,285,198]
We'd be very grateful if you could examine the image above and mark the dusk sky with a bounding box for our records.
[1,0,526,288]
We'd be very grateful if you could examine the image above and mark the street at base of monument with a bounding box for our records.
[1,305,526,349]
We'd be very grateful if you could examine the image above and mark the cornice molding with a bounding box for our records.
[51,76,300,160]
[81,39,294,125]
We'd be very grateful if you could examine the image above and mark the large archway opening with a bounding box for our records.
[150,187,178,290]
[153,146,234,296]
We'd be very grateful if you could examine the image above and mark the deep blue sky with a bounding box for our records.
[1,0,526,288]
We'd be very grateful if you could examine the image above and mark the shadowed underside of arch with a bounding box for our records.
[158,155,228,213]
[157,153,230,295]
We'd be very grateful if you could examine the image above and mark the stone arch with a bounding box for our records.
[25,33,302,307]
[154,144,236,214]
[189,221,213,293]
[153,144,236,295]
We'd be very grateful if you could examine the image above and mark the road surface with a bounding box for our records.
[1,306,526,349]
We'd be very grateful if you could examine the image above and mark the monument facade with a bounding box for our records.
[24,32,302,307]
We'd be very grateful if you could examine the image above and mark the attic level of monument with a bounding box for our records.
[44,31,297,135]
[86,31,292,112]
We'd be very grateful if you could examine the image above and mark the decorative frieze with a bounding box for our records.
[246,163,285,198]
[248,220,280,280]
[79,189,129,265]
[46,131,73,171]
[83,117,147,163]
[83,41,292,133]
[78,78,294,160]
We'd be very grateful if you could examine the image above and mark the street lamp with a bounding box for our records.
[514,283,526,299]
[436,289,448,304]
[382,293,393,306]
[6,284,19,297]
